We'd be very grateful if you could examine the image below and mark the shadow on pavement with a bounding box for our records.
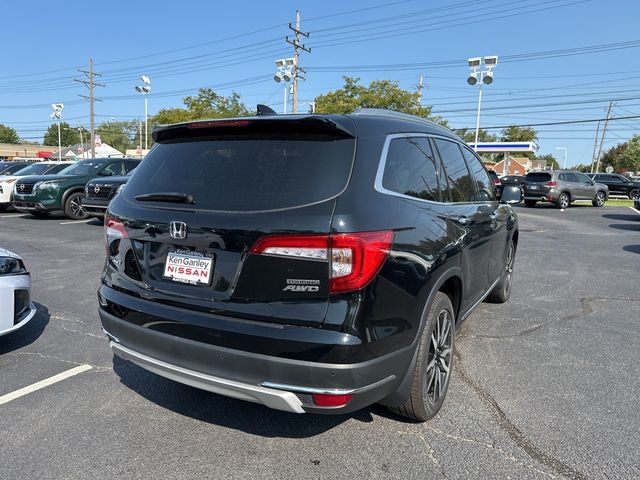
[602,213,640,222]
[0,303,50,354]
[112,355,411,436]
[608,223,640,231]
[622,245,640,254]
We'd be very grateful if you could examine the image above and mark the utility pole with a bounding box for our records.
[590,120,601,173]
[417,74,424,103]
[75,59,104,159]
[594,101,613,174]
[286,10,310,113]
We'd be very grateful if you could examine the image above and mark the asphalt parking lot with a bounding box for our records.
[1,206,639,480]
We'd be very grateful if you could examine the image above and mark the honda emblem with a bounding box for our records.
[169,221,187,240]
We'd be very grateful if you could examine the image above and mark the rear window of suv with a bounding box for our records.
[124,133,356,212]
[525,172,552,182]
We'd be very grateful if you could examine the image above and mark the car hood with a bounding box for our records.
[0,247,21,260]
[86,175,130,185]
[16,174,84,184]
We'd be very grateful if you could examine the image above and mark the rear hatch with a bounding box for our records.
[107,116,357,325]
[523,172,553,196]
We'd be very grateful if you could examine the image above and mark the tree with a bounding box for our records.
[500,125,538,143]
[96,121,138,154]
[314,77,446,125]
[458,128,497,143]
[43,122,89,147]
[600,136,640,173]
[152,88,250,126]
[0,124,20,144]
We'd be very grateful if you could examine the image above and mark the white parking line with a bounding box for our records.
[0,214,25,218]
[630,207,640,215]
[0,364,92,407]
[59,219,91,225]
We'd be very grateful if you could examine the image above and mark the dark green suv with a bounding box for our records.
[13,158,140,219]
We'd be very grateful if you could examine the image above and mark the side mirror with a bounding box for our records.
[501,185,522,204]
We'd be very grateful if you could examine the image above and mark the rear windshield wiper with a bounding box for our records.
[135,192,195,204]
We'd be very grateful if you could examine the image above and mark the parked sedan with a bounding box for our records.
[0,162,30,176]
[0,248,36,336]
[83,173,131,218]
[0,161,72,211]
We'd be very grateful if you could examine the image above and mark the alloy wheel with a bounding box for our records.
[425,309,453,405]
[70,196,84,217]
[595,192,605,207]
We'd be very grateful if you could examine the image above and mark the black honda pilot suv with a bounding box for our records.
[99,108,520,421]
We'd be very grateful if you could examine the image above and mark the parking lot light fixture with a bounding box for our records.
[274,58,295,114]
[135,75,151,152]
[50,103,64,161]
[556,146,568,169]
[467,56,498,148]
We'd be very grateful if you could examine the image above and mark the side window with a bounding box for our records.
[101,161,125,176]
[124,160,140,173]
[558,173,567,182]
[564,172,579,183]
[576,173,592,183]
[433,138,475,203]
[461,147,495,201]
[382,136,442,202]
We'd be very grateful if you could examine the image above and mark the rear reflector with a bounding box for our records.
[312,393,353,407]
[250,230,394,294]
[546,181,557,187]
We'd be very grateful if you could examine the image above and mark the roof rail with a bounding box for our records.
[352,108,442,127]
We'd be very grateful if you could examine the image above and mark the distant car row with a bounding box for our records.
[0,158,140,220]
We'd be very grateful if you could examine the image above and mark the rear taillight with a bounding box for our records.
[104,214,128,256]
[546,181,557,187]
[250,230,394,294]
[493,178,501,185]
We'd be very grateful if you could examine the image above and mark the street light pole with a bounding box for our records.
[467,56,497,150]
[556,146,568,169]
[474,84,483,146]
[50,103,64,161]
[135,75,151,153]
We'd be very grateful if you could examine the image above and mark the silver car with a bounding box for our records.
[522,171,608,209]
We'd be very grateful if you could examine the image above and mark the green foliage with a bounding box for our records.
[97,121,139,154]
[458,128,497,143]
[600,135,640,173]
[314,77,446,125]
[0,124,20,144]
[500,125,538,143]
[573,163,593,173]
[42,122,88,147]
[152,88,250,126]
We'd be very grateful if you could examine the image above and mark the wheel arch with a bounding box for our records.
[62,186,86,206]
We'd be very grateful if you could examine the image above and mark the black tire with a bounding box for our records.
[387,292,454,422]
[486,239,515,303]
[64,192,89,220]
[524,200,537,208]
[592,191,606,207]
[29,211,50,218]
[628,189,639,200]
[556,192,570,209]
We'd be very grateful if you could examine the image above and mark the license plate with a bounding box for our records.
[530,185,538,190]
[163,249,213,285]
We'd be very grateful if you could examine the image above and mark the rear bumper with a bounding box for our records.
[98,285,408,414]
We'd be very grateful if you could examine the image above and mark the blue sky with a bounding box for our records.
[2,0,640,167]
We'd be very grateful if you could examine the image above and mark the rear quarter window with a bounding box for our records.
[123,134,355,212]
